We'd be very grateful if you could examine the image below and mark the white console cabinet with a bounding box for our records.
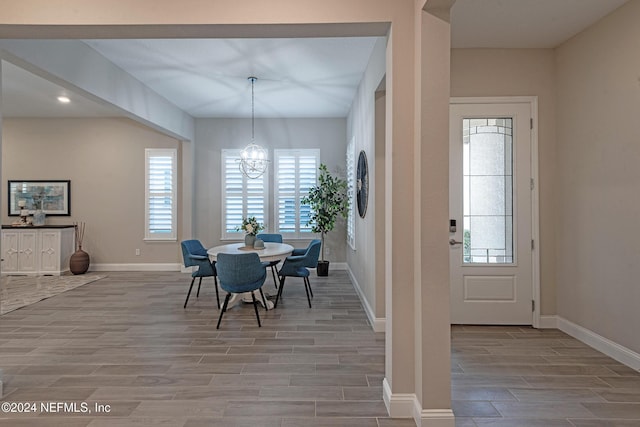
[1,226,75,275]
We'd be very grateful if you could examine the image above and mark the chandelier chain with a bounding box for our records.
[238,76,268,180]
[250,76,256,140]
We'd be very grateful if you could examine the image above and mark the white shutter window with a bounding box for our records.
[274,149,319,239]
[346,138,356,249]
[221,149,268,239]
[145,148,177,241]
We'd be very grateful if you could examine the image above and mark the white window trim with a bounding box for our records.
[274,148,320,240]
[144,148,177,241]
[346,137,356,250]
[221,149,269,240]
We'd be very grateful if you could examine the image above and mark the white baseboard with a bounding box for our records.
[413,406,456,427]
[347,265,385,332]
[383,378,455,426]
[371,317,385,332]
[383,378,414,418]
[90,263,346,273]
[307,262,347,273]
[538,315,558,329]
[90,263,182,272]
[557,316,640,371]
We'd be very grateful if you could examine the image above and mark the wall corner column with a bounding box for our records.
[383,19,417,418]
[414,1,455,426]
[384,2,454,424]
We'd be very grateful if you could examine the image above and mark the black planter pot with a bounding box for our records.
[317,260,330,276]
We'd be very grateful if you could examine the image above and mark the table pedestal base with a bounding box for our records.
[225,291,274,310]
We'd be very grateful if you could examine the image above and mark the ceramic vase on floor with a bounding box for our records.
[71,221,90,274]
[70,246,90,274]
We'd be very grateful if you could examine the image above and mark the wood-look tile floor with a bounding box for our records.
[451,326,640,426]
[0,271,638,426]
[0,271,408,427]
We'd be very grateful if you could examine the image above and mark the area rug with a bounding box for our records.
[0,274,105,315]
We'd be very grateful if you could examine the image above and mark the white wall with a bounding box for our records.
[193,117,348,258]
[346,37,386,324]
[555,0,640,354]
[2,118,183,267]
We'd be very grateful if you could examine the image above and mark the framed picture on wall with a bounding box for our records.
[8,180,71,216]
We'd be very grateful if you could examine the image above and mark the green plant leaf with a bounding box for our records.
[301,164,349,261]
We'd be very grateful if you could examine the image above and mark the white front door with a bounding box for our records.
[449,100,535,324]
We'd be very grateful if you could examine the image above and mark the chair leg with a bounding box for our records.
[214,276,220,309]
[303,277,312,308]
[259,288,269,311]
[307,277,313,298]
[216,293,231,329]
[196,277,203,298]
[251,292,262,327]
[270,265,278,289]
[184,277,196,308]
[274,276,286,308]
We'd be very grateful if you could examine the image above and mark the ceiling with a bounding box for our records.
[1,0,629,120]
[83,37,380,118]
[1,61,121,118]
[451,0,628,48]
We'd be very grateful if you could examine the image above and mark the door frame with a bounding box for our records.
[450,96,541,328]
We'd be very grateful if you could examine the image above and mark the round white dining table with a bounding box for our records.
[207,242,294,310]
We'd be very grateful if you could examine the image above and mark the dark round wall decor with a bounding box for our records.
[356,150,369,218]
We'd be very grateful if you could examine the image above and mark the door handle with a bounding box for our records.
[449,239,463,246]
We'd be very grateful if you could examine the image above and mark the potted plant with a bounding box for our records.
[237,216,264,247]
[302,163,348,276]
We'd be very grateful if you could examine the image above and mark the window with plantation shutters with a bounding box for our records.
[346,138,356,249]
[274,149,319,239]
[221,150,268,239]
[145,148,177,241]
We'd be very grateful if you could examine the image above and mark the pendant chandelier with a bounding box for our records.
[239,77,269,179]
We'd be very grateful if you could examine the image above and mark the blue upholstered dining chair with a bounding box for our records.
[290,246,307,257]
[256,233,283,288]
[289,238,323,258]
[181,240,220,309]
[215,252,270,329]
[274,239,321,309]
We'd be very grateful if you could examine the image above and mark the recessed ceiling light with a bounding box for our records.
[57,96,71,104]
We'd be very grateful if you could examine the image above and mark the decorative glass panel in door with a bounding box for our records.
[463,118,513,264]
